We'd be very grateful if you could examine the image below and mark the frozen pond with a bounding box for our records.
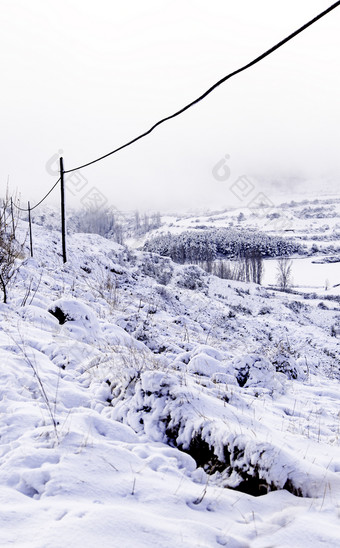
[263,256,340,294]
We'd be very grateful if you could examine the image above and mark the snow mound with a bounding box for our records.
[110,368,340,498]
[187,353,226,376]
[19,305,60,331]
[233,354,285,393]
[48,298,102,342]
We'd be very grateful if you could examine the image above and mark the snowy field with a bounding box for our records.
[1,216,340,547]
[263,257,340,295]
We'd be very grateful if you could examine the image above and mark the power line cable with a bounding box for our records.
[13,178,61,212]
[64,0,340,174]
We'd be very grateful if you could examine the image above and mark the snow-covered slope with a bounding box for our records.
[1,219,340,547]
[131,195,340,254]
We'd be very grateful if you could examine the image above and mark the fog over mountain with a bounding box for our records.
[1,1,339,212]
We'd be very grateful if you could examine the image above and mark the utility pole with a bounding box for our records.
[28,201,33,257]
[10,197,15,239]
[60,157,67,263]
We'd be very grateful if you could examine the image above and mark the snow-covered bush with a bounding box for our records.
[141,254,173,285]
[48,298,102,343]
[186,345,228,377]
[272,353,301,380]
[176,265,207,291]
[116,312,167,353]
[285,300,308,313]
[233,354,285,392]
[264,340,306,381]
[258,306,272,315]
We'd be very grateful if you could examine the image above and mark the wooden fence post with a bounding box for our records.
[59,157,67,263]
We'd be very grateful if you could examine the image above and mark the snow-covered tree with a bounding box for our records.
[276,258,293,291]
[0,193,23,303]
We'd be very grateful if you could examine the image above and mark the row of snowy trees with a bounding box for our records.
[143,228,302,263]
[143,228,302,285]
[212,252,263,284]
[75,208,124,244]
[73,208,162,244]
[134,211,161,236]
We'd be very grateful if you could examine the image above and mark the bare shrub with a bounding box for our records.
[276,258,293,291]
[83,267,119,309]
[0,192,24,303]
[141,254,173,285]
[177,265,207,291]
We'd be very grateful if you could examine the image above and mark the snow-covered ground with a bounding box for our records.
[1,216,340,547]
[263,257,340,295]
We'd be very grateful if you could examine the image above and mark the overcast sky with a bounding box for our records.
[1,0,339,212]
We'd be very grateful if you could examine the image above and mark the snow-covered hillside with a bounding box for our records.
[1,218,340,547]
[136,195,340,256]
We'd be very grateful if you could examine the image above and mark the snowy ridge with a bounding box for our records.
[110,362,339,498]
[0,219,340,547]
